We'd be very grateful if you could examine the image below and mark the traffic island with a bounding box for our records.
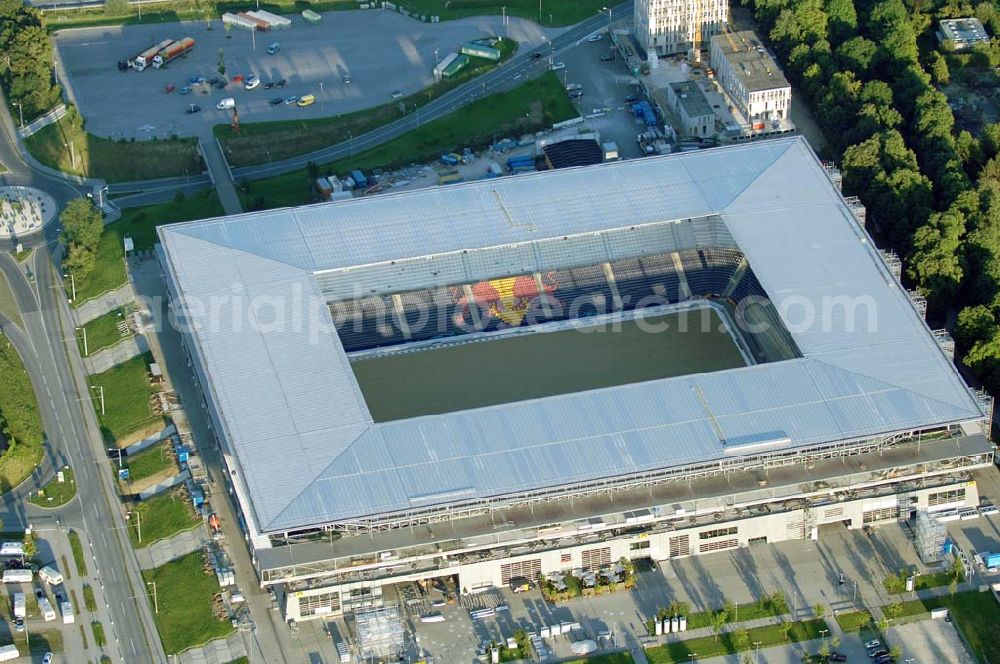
[28,466,77,508]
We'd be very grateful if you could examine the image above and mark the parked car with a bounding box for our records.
[569,89,584,98]
[274,78,287,88]
[283,95,299,105]
[600,53,614,61]
[297,94,316,107]
[391,90,404,99]
[266,42,280,55]
[343,73,351,84]
[42,654,54,664]
[864,640,881,650]
[244,76,260,90]
[829,653,846,662]
[264,81,275,89]
[13,618,24,633]
[531,52,543,59]
[269,97,284,106]
[587,33,603,41]
[550,62,565,70]
[179,86,192,95]
[185,105,202,114]
[188,76,206,85]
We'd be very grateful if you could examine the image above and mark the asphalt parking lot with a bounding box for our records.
[55,10,560,139]
[888,620,975,664]
[555,34,645,160]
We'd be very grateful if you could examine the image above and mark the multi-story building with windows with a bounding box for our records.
[710,31,791,128]
[635,0,728,57]
[157,137,994,623]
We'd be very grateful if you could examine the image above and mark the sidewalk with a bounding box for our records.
[83,332,148,373]
[134,523,207,571]
[199,131,243,216]
[175,631,248,664]
[72,281,135,325]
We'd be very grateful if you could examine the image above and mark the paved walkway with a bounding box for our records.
[72,281,135,324]
[83,332,148,373]
[200,132,243,216]
[135,522,207,570]
[175,631,248,664]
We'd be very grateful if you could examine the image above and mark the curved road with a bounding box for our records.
[1,93,168,662]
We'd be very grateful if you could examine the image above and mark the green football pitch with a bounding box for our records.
[351,306,747,422]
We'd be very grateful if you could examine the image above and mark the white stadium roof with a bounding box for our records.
[158,137,983,534]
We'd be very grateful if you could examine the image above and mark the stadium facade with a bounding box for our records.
[157,138,995,621]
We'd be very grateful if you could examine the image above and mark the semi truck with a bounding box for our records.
[134,39,174,71]
[153,37,195,69]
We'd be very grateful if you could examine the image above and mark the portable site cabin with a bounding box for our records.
[302,9,322,24]
[222,12,258,30]
[460,41,501,62]
[247,9,291,28]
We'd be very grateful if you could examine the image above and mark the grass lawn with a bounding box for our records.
[0,333,45,493]
[69,190,223,306]
[78,308,131,356]
[44,0,597,32]
[400,0,609,24]
[645,619,829,664]
[884,567,963,593]
[563,653,635,664]
[217,38,518,167]
[45,0,361,30]
[92,620,107,647]
[28,466,77,508]
[83,584,97,612]
[69,530,88,576]
[24,116,202,182]
[0,271,23,328]
[125,442,177,483]
[142,550,234,654]
[10,628,64,656]
[893,591,1000,663]
[240,72,577,210]
[90,351,164,444]
[128,488,200,548]
[834,610,873,633]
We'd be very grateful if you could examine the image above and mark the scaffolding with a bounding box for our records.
[906,290,928,319]
[879,250,902,282]
[843,195,866,226]
[932,329,956,360]
[914,510,947,564]
[822,162,843,191]
[355,606,405,661]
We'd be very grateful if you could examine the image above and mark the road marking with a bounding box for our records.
[131,637,136,655]
[111,565,117,582]
[94,503,100,520]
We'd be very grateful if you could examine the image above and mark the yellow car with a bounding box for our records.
[296,94,316,107]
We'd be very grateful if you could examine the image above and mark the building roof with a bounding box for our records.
[669,80,714,119]
[710,31,790,92]
[158,137,984,535]
[938,18,990,45]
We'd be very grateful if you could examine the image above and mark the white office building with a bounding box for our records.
[710,31,791,128]
[635,0,728,57]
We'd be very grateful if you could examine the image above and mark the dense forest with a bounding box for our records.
[744,0,1000,393]
[0,0,61,121]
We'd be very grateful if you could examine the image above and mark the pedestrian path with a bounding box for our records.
[200,131,243,216]
[175,630,247,664]
[72,281,135,325]
[83,332,148,373]
[135,522,207,570]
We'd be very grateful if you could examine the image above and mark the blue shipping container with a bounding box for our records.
[351,170,367,188]
[986,552,1000,569]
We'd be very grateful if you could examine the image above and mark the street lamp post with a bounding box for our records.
[108,447,123,469]
[91,384,105,416]
[76,326,88,356]
[13,102,23,129]
[348,130,354,158]
[753,641,762,663]
[64,142,76,169]
[64,273,76,301]
[147,581,158,613]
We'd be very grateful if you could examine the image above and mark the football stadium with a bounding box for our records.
[158,137,995,622]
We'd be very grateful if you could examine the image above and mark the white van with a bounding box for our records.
[0,645,19,662]
[12,593,25,619]
[38,597,56,622]
[60,600,74,624]
[216,97,236,110]
[38,566,63,586]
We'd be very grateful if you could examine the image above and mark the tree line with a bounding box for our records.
[744,0,1000,394]
[0,0,62,121]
